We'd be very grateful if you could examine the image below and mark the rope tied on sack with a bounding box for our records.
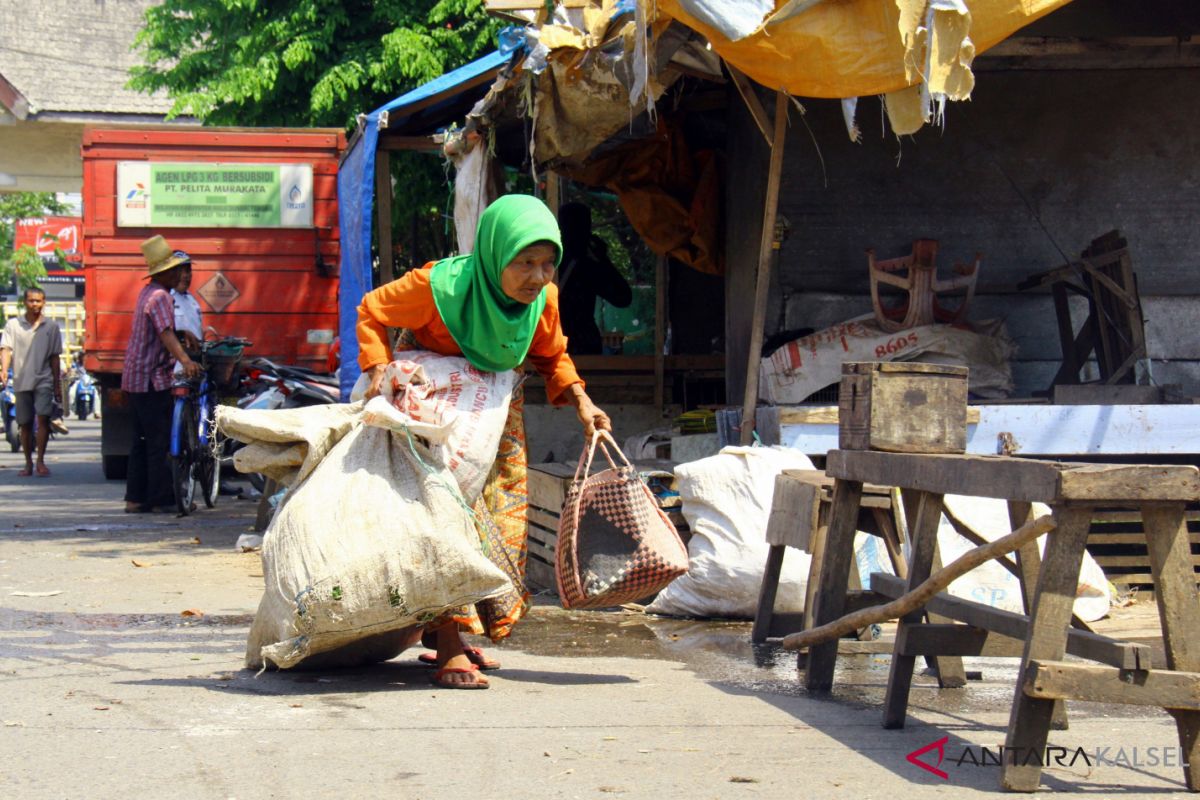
[392,419,492,558]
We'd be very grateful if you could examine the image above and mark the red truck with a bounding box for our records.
[81,126,346,478]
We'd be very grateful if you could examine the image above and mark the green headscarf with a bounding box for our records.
[429,194,562,372]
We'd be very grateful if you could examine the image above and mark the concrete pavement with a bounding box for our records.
[0,420,1195,798]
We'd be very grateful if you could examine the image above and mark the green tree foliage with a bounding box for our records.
[130,0,502,272]
[130,0,499,129]
[0,192,70,293]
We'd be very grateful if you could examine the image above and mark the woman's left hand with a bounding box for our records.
[566,384,611,439]
[576,398,612,440]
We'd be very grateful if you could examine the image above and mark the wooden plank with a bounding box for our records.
[804,479,863,692]
[374,150,394,286]
[1092,510,1200,524]
[1091,532,1200,545]
[883,491,950,728]
[725,64,773,147]
[527,520,557,546]
[527,506,561,534]
[654,255,666,411]
[752,545,787,643]
[765,472,823,549]
[739,91,788,446]
[871,573,1150,670]
[1057,464,1200,502]
[779,406,980,425]
[1143,503,1200,790]
[377,136,450,152]
[1050,282,1079,382]
[1024,660,1200,711]
[1009,500,1068,729]
[525,534,555,565]
[524,555,557,593]
[828,450,1062,502]
[1002,506,1094,792]
[827,449,1200,503]
[1094,555,1200,568]
[895,623,1028,658]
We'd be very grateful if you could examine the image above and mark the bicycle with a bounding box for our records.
[170,336,250,515]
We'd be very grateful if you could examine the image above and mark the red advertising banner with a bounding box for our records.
[13,216,84,285]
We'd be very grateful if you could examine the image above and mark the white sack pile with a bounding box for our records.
[647,446,816,619]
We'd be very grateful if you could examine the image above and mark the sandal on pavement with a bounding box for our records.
[418,646,500,670]
[35,465,50,478]
[432,664,489,690]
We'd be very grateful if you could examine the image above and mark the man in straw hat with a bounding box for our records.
[121,236,202,513]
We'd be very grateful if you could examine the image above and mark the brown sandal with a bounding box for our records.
[418,646,500,670]
[432,664,489,690]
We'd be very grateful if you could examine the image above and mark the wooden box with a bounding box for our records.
[525,460,689,593]
[838,361,968,454]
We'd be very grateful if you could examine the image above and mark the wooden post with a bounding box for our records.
[1142,503,1200,790]
[804,478,864,692]
[655,255,667,412]
[1002,506,1093,792]
[739,90,788,446]
[374,151,394,286]
[545,171,561,215]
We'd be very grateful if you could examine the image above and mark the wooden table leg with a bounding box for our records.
[1142,502,1200,791]
[1002,505,1093,792]
[1008,500,1068,731]
[899,489,966,689]
[752,545,787,644]
[883,490,946,728]
[804,478,863,692]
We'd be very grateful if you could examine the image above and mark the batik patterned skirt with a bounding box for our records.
[430,384,531,642]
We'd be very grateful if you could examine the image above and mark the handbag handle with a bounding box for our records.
[571,429,632,485]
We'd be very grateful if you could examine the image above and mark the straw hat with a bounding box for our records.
[140,235,191,277]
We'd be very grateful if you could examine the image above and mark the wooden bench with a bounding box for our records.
[800,449,1200,792]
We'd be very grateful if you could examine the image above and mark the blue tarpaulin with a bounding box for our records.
[336,48,516,400]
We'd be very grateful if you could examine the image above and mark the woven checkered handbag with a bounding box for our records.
[555,430,689,609]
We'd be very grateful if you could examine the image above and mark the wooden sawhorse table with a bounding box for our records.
[803,449,1200,792]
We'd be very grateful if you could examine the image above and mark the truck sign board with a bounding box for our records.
[116,161,314,228]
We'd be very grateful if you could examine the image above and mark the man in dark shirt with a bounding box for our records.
[556,203,633,355]
[122,236,201,513]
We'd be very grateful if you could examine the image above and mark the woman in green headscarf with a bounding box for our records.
[357,194,611,689]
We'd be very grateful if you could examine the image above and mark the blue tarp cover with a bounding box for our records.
[336,49,514,400]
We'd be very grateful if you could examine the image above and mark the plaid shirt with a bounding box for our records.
[121,283,176,393]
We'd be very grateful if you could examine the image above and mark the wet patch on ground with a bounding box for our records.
[0,599,1164,721]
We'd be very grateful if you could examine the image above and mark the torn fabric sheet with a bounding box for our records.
[448,138,501,254]
[841,97,862,143]
[654,0,1073,99]
[671,0,775,42]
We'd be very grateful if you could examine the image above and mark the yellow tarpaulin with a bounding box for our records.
[655,0,1072,100]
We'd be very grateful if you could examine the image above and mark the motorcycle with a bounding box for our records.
[1,370,66,450]
[69,363,97,421]
[1,372,17,452]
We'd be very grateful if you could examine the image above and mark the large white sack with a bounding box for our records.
[353,352,515,501]
[647,446,816,619]
[218,351,516,671]
[938,495,1112,623]
[855,494,1112,623]
[240,424,511,669]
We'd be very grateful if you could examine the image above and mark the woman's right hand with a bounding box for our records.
[364,364,386,400]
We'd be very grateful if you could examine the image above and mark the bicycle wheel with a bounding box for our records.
[197,428,220,509]
[171,402,197,515]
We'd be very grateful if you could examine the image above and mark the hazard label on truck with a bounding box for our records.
[196,272,240,313]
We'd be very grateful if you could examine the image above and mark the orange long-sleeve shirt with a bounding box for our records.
[356,264,584,405]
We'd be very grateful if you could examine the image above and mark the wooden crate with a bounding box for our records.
[1087,509,1200,586]
[525,460,689,593]
[838,361,968,453]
